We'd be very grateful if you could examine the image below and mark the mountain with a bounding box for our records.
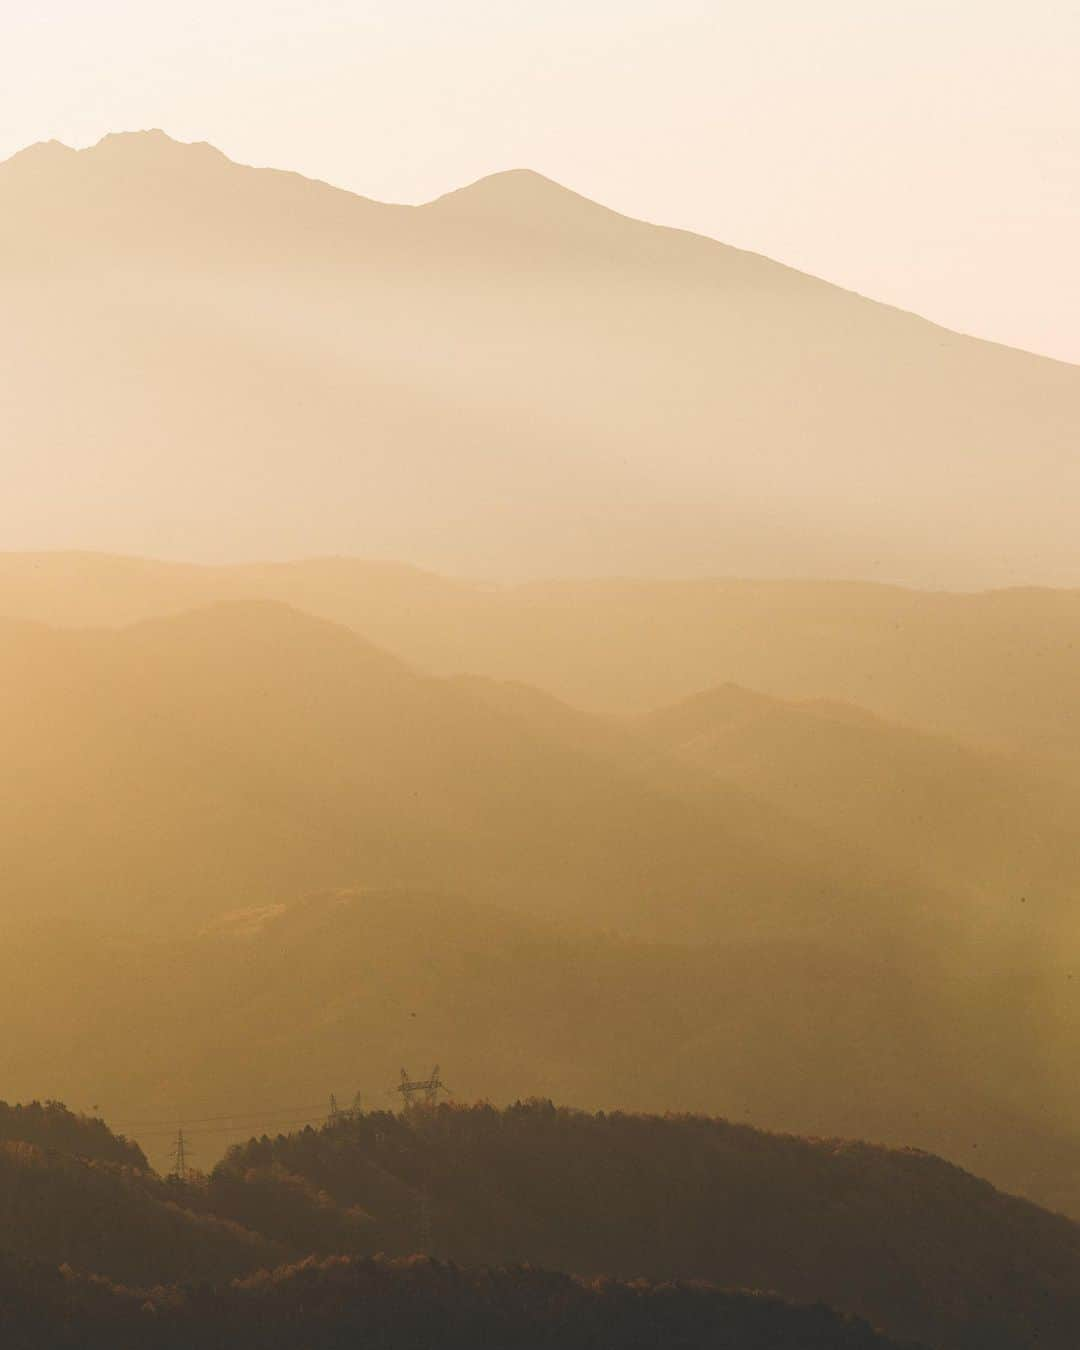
[4,554,1080,754]
[2,131,1079,587]
[3,889,1078,1218]
[0,601,960,944]
[6,1094,1079,1349]
[210,1102,1080,1350]
[0,1099,146,1170]
[0,1251,911,1350]
[641,683,1080,911]
[3,586,1078,1212]
[0,1103,281,1285]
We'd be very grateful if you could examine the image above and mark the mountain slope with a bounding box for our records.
[214,1102,1080,1350]
[641,683,1080,910]
[0,1143,281,1285]
[4,554,1080,754]
[3,890,1078,1218]
[0,601,939,944]
[0,1251,911,1350]
[2,132,1078,586]
[0,1100,146,1170]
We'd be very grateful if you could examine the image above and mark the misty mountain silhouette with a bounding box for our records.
[4,553,1079,752]
[0,601,938,944]
[4,884,1079,1217]
[2,131,1078,584]
[642,682,1080,908]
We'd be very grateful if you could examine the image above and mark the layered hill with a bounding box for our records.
[0,1251,911,1350]
[2,132,1079,587]
[641,683,1080,909]
[5,1095,1079,1349]
[0,1103,281,1285]
[0,1099,146,1170]
[211,1102,1080,1350]
[3,554,1080,751]
[0,601,957,944]
[2,889,1078,1217]
[4,555,1078,925]
[2,597,1078,1210]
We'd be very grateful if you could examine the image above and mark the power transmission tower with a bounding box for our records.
[396,1065,450,1109]
[169,1129,190,1183]
[329,1090,363,1125]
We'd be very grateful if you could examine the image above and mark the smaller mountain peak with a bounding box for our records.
[1,138,77,171]
[468,167,567,192]
[424,167,611,225]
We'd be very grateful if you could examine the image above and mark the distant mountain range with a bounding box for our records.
[2,131,1078,586]
[0,598,923,943]
[3,565,1080,1211]
[4,552,1080,745]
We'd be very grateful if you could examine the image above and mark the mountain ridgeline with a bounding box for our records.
[2,131,1079,586]
[0,599,922,942]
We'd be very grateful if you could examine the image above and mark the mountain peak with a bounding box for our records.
[1,138,77,174]
[425,167,616,227]
[90,128,230,165]
[0,129,231,189]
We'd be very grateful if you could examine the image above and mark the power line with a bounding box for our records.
[131,1114,331,1140]
[109,1103,328,1129]
[96,1075,411,1149]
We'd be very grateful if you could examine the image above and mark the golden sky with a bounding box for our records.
[2,0,1078,363]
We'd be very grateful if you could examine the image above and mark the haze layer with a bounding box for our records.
[3,131,1079,586]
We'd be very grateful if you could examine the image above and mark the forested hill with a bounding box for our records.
[0,1251,914,1350]
[0,1100,146,1169]
[212,1102,1080,1350]
[2,1097,1078,1348]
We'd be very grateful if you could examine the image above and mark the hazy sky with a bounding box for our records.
[3,1,1078,363]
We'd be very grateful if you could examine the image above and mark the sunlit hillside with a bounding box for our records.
[2,888,1078,1216]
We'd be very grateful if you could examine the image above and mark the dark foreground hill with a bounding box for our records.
[211,1102,1080,1350]
[3,1097,1076,1350]
[0,1099,147,1169]
[0,1101,909,1350]
[0,1252,912,1350]
[0,1103,282,1285]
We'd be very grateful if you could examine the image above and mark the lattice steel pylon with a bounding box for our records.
[169,1129,190,1182]
[396,1065,450,1108]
